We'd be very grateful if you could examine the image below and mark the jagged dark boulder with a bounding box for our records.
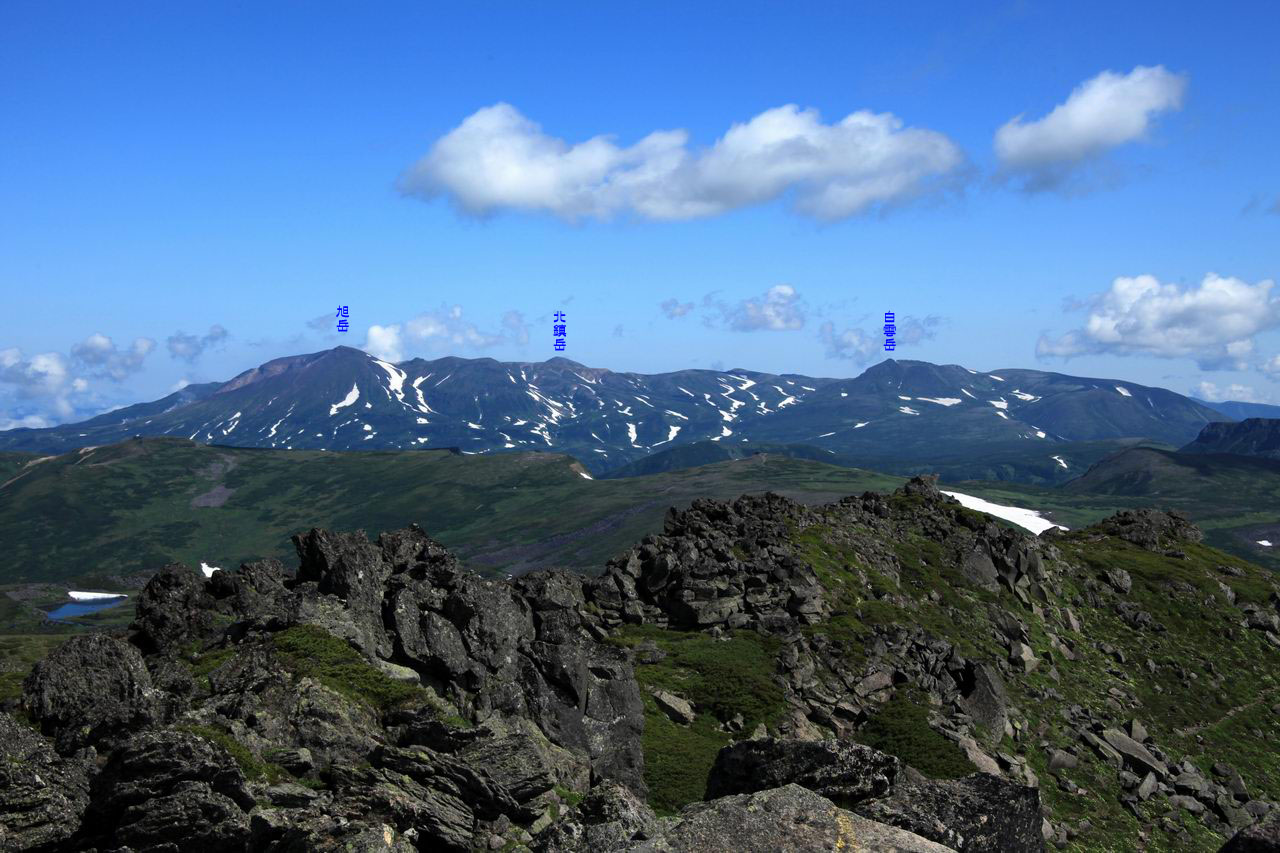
[293,527,396,659]
[855,772,1045,852]
[1091,508,1204,551]
[0,712,90,852]
[130,563,219,654]
[206,556,295,629]
[78,729,254,852]
[373,535,646,794]
[22,633,158,754]
[588,493,828,632]
[705,737,900,805]
[631,784,953,852]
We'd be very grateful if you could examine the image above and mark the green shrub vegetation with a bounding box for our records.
[610,624,788,814]
[854,693,972,779]
[269,625,429,714]
[0,634,69,703]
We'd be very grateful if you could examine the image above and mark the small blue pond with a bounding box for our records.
[45,597,129,622]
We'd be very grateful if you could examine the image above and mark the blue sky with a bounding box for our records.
[2,1,1279,428]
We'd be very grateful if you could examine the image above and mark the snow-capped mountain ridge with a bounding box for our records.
[0,347,1228,477]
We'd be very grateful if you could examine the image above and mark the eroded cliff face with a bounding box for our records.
[3,476,1279,851]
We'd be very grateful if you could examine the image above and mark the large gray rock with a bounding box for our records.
[629,784,955,852]
[956,663,1009,747]
[79,729,254,852]
[1100,728,1168,777]
[855,772,1045,852]
[22,633,158,754]
[706,737,900,805]
[0,712,90,852]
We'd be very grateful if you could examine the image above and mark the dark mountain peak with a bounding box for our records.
[1181,417,1280,460]
[545,356,587,369]
[216,349,342,394]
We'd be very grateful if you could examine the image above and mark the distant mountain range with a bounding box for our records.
[1192,398,1280,420]
[0,346,1229,482]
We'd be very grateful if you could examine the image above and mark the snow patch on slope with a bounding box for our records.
[941,491,1067,535]
[330,384,360,416]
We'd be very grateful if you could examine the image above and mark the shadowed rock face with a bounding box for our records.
[706,737,1043,853]
[77,729,255,852]
[0,712,90,852]
[706,738,900,805]
[855,772,1044,853]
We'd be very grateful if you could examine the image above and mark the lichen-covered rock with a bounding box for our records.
[705,738,900,805]
[22,633,158,754]
[0,712,90,852]
[535,780,657,852]
[630,784,954,852]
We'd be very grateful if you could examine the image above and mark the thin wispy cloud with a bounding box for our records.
[167,325,228,363]
[660,298,695,319]
[71,333,156,381]
[400,103,965,222]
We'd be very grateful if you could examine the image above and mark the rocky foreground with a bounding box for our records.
[2,477,1280,851]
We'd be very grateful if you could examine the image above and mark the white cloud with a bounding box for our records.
[1195,381,1266,403]
[71,333,156,381]
[362,306,530,362]
[995,66,1187,190]
[400,102,964,222]
[363,324,404,362]
[1037,273,1280,370]
[1,348,71,397]
[169,379,191,393]
[167,325,229,363]
[0,414,52,430]
[709,285,806,331]
[0,348,79,423]
[660,298,695,319]
[1261,354,1280,378]
[819,322,878,364]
